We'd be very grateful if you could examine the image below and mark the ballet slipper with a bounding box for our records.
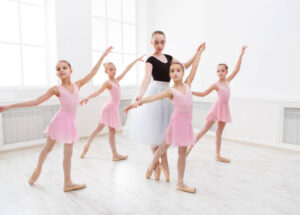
[64,180,86,192]
[112,154,128,161]
[80,144,90,158]
[154,162,161,181]
[145,166,154,179]
[185,145,194,157]
[215,155,231,163]
[159,163,170,182]
[28,169,41,185]
[176,183,196,193]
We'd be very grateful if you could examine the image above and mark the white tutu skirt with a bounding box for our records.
[124,81,173,146]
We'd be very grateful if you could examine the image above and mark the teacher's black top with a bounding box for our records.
[146,54,173,82]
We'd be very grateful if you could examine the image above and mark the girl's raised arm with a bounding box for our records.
[124,89,171,113]
[192,83,217,97]
[0,86,58,112]
[227,46,247,83]
[116,54,146,82]
[185,42,205,86]
[76,46,113,89]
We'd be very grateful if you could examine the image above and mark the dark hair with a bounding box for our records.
[218,63,228,70]
[152,30,165,38]
[57,60,72,69]
[170,62,185,72]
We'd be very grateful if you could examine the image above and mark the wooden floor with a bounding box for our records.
[0,134,300,215]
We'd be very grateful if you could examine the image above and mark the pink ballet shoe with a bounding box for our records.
[154,162,161,181]
[159,163,170,182]
[176,184,196,193]
[146,167,154,179]
[28,169,41,185]
[112,154,128,161]
[215,155,231,163]
[64,181,86,192]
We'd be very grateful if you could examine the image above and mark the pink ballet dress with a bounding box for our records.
[99,80,121,129]
[44,83,79,144]
[164,84,194,147]
[206,82,232,123]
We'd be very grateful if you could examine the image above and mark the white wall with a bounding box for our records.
[147,0,300,101]
[1,0,300,149]
[145,0,300,148]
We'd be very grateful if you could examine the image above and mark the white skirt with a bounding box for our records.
[124,81,173,146]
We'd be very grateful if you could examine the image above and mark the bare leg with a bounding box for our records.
[29,136,56,185]
[160,151,170,182]
[146,143,170,179]
[186,120,215,157]
[63,144,86,192]
[80,123,105,158]
[177,146,196,193]
[151,146,160,180]
[109,126,128,161]
[215,121,230,163]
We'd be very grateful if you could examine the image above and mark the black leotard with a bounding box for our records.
[146,54,173,82]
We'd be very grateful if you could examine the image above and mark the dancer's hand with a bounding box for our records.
[136,54,146,62]
[135,96,142,102]
[123,103,138,114]
[198,42,206,53]
[241,45,247,54]
[0,106,8,113]
[80,98,89,106]
[103,46,113,56]
[137,100,144,106]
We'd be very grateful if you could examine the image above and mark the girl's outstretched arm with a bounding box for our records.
[76,46,113,89]
[124,89,171,113]
[139,88,172,105]
[227,46,247,82]
[185,42,206,86]
[0,86,59,112]
[192,84,217,97]
[79,81,110,106]
[116,54,146,82]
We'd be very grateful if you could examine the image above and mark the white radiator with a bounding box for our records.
[0,101,216,146]
[193,101,216,131]
[1,105,59,145]
[283,107,300,145]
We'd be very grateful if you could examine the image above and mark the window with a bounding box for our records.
[0,0,54,87]
[91,0,137,86]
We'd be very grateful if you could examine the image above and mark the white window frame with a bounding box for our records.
[91,0,138,87]
[0,0,55,90]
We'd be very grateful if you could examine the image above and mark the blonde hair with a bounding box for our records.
[104,62,115,71]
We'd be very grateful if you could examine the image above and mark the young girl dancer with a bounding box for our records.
[124,30,203,181]
[0,46,113,192]
[125,43,205,193]
[79,55,145,160]
[186,46,248,162]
